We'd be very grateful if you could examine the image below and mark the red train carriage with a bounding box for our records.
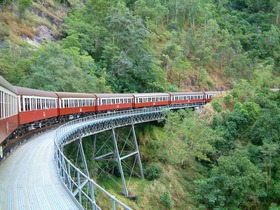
[56,92,96,119]
[170,92,205,105]
[204,91,224,103]
[95,94,133,112]
[133,93,170,108]
[0,77,19,151]
[15,86,58,128]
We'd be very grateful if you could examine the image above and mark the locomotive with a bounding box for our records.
[0,76,220,158]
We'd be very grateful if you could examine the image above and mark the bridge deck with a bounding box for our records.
[0,130,79,210]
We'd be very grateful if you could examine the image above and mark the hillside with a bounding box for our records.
[1,0,279,92]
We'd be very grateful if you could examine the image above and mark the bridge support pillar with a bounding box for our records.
[76,136,97,209]
[94,123,144,197]
[112,128,129,196]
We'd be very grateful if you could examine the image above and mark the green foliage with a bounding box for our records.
[19,42,102,92]
[211,99,222,112]
[195,151,265,209]
[19,0,31,17]
[160,191,172,208]
[144,163,161,181]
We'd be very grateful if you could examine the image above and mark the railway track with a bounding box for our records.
[0,129,79,209]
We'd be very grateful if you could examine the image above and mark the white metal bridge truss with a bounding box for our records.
[54,103,204,209]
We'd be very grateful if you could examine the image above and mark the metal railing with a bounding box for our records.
[54,104,203,209]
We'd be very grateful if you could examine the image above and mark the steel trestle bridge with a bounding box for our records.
[54,103,204,210]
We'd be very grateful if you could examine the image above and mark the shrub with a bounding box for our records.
[211,99,222,112]
[160,191,171,208]
[144,163,161,181]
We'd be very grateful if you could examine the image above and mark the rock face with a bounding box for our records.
[36,25,56,42]
[22,25,56,46]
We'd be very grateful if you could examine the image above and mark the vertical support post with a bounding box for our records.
[92,134,96,160]
[112,128,129,196]
[79,136,96,207]
[79,137,89,176]
[78,171,82,204]
[112,199,116,210]
[131,124,144,179]
[91,134,97,209]
[67,162,72,191]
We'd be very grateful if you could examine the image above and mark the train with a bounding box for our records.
[0,76,221,158]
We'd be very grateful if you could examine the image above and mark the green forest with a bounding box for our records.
[1,0,280,209]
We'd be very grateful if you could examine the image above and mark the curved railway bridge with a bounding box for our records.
[0,104,203,210]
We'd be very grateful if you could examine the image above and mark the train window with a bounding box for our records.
[48,99,51,108]
[41,98,45,109]
[37,98,40,110]
[74,99,78,107]
[3,94,6,116]
[50,99,53,108]
[65,99,69,108]
[45,99,48,109]
[4,94,7,117]
[45,99,49,109]
[25,98,30,111]
[0,91,3,118]
[102,99,106,105]
[68,100,73,107]
[152,97,155,102]
[20,97,23,112]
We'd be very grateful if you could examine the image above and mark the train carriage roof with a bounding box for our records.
[95,93,133,98]
[169,92,204,96]
[55,92,96,98]
[0,76,18,94]
[133,93,170,97]
[15,86,57,98]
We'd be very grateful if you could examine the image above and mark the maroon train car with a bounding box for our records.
[170,92,205,105]
[56,92,96,117]
[133,93,170,108]
[95,94,133,112]
[204,91,222,103]
[15,86,58,126]
[0,77,19,148]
